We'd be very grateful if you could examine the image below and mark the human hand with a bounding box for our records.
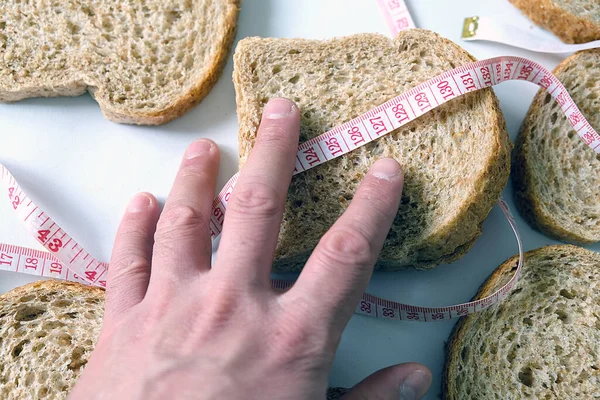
[70,98,432,400]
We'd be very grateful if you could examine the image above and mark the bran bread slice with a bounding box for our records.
[0,280,104,400]
[513,50,600,244]
[233,29,511,272]
[0,0,240,125]
[444,245,600,399]
[0,280,351,399]
[509,0,600,44]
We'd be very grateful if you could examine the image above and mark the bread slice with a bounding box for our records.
[0,280,104,400]
[233,29,511,272]
[0,0,240,125]
[444,245,600,399]
[513,50,600,244]
[509,0,600,44]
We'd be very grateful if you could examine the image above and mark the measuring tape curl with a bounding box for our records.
[461,16,600,54]
[3,51,598,321]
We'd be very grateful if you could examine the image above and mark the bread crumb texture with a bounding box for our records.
[0,0,240,124]
[233,29,511,271]
[0,281,104,400]
[444,245,600,399]
[514,50,600,243]
[509,0,600,43]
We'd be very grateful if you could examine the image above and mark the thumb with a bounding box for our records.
[342,363,432,400]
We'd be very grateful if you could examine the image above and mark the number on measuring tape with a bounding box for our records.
[0,251,14,268]
[47,238,62,252]
[479,66,492,86]
[459,72,477,92]
[37,229,50,243]
[324,137,344,157]
[369,116,387,135]
[301,146,322,167]
[538,74,553,88]
[436,80,456,101]
[431,312,445,321]
[390,102,411,124]
[347,126,366,147]
[405,311,421,321]
[49,261,63,275]
[357,300,376,316]
[85,270,97,281]
[414,92,432,113]
[503,61,515,81]
[517,64,534,80]
[213,206,225,224]
[25,257,38,270]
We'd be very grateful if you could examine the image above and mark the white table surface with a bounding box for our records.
[2,0,599,398]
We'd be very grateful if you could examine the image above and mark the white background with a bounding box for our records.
[1,1,599,398]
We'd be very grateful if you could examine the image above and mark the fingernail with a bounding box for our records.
[263,98,295,119]
[399,370,431,400]
[127,193,152,213]
[186,139,214,159]
[370,158,402,181]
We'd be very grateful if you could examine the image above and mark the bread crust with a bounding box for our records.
[509,0,600,44]
[0,0,241,125]
[513,50,600,244]
[0,279,104,303]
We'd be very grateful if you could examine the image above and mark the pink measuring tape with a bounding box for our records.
[2,4,599,322]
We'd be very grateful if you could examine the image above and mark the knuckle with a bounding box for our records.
[229,182,281,218]
[180,163,213,182]
[317,228,374,267]
[270,314,330,364]
[257,125,292,148]
[110,254,150,282]
[355,180,399,218]
[156,204,208,237]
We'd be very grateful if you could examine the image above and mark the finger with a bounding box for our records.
[151,139,220,285]
[285,159,403,329]
[342,363,432,400]
[105,193,160,320]
[214,98,300,284]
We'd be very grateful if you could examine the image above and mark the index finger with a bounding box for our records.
[283,159,404,330]
[213,98,300,285]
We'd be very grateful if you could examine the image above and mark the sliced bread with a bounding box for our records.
[0,280,104,400]
[509,0,600,44]
[0,0,240,125]
[233,29,511,272]
[444,245,600,399]
[513,50,600,244]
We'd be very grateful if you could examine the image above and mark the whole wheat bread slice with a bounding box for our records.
[513,50,600,244]
[0,0,240,125]
[444,245,600,399]
[509,0,600,44]
[233,29,511,272]
[0,280,351,399]
[0,280,104,400]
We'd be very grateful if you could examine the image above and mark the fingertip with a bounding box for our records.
[185,138,219,160]
[369,158,403,181]
[126,192,156,214]
[398,363,432,400]
[262,97,299,120]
